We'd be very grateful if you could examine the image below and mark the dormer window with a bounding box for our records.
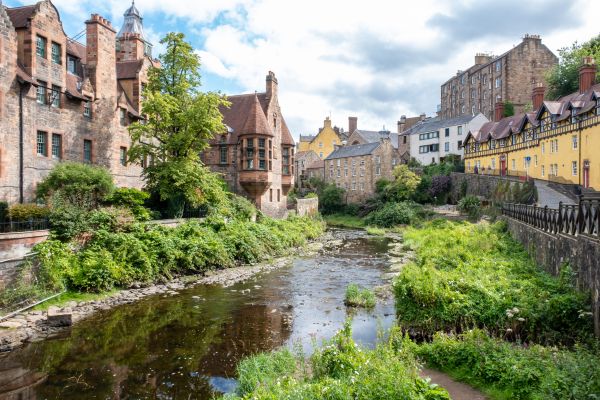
[67,56,78,75]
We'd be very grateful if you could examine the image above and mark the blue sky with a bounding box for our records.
[4,0,599,139]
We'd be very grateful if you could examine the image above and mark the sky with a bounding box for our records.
[4,0,599,139]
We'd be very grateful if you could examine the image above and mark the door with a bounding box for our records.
[500,157,507,177]
[583,161,590,188]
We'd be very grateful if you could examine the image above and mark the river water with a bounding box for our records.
[0,229,396,400]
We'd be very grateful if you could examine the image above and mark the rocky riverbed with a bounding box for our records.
[0,236,330,353]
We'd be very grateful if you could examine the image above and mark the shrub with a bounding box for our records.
[305,192,318,199]
[457,195,481,219]
[0,201,8,223]
[320,184,345,215]
[8,203,50,221]
[344,283,376,308]
[226,194,256,221]
[68,247,122,292]
[385,165,421,201]
[36,162,115,210]
[364,201,424,228]
[106,188,152,221]
[428,175,451,201]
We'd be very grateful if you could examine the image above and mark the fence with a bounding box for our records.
[0,219,50,234]
[502,193,599,239]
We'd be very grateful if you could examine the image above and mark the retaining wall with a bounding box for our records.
[503,216,600,336]
[450,172,524,202]
[0,231,50,261]
[296,198,319,217]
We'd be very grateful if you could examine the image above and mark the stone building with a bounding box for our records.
[324,139,396,204]
[440,35,557,121]
[297,117,347,159]
[0,0,155,204]
[400,113,489,165]
[201,72,295,218]
[295,149,321,188]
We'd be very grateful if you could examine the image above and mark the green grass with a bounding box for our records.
[324,214,365,229]
[31,290,119,311]
[344,283,376,309]
[223,323,451,400]
[365,226,386,236]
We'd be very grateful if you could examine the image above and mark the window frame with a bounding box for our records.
[119,146,127,166]
[51,42,61,65]
[83,139,93,163]
[51,133,62,159]
[37,131,48,156]
[36,82,47,105]
[36,35,47,58]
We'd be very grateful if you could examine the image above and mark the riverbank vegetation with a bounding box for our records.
[344,284,376,308]
[223,323,450,400]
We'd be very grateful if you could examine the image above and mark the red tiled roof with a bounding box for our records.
[220,93,273,144]
[5,5,37,28]
[116,60,143,80]
[281,116,295,145]
[65,74,88,100]
[16,63,36,84]
[66,40,87,64]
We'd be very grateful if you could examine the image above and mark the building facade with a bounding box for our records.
[201,72,295,218]
[295,149,321,188]
[463,58,600,191]
[0,0,154,204]
[324,139,396,204]
[400,114,488,165]
[297,117,346,159]
[440,35,557,121]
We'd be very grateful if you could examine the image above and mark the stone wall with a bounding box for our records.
[503,216,600,336]
[296,198,318,217]
[450,172,524,202]
[0,230,49,260]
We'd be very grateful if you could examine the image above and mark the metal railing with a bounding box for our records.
[502,194,599,239]
[0,219,50,234]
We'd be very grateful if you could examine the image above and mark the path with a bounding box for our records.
[535,180,576,208]
[421,369,487,400]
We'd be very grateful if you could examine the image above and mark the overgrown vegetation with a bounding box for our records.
[457,195,481,219]
[364,201,427,228]
[223,323,450,400]
[344,284,376,308]
[393,220,593,345]
[417,329,600,400]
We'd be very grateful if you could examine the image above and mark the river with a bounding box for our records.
[0,229,397,399]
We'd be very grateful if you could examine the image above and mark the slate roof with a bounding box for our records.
[306,159,325,170]
[5,4,36,28]
[354,129,400,149]
[117,60,144,80]
[299,135,316,142]
[325,142,380,160]
[407,114,479,136]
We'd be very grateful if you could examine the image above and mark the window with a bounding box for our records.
[457,126,463,135]
[445,128,450,137]
[572,161,578,176]
[541,142,545,154]
[512,159,516,170]
[220,146,227,164]
[51,42,61,64]
[360,168,365,177]
[352,182,356,191]
[352,168,356,177]
[495,60,501,72]
[337,169,340,178]
[120,147,127,166]
[37,131,47,156]
[337,159,341,167]
[541,165,545,177]
[119,108,127,126]
[51,134,61,159]
[444,142,450,152]
[319,142,323,148]
[534,155,538,167]
[495,77,501,88]
[84,101,92,118]
[36,82,47,104]
[344,168,348,177]
[259,139,267,171]
[246,139,254,170]
[419,131,439,140]
[360,182,365,191]
[376,166,381,175]
[360,159,365,166]
[491,158,496,170]
[319,152,323,158]
[51,85,60,107]
[36,35,46,58]
[83,140,92,163]
[403,136,407,144]
[329,169,333,178]
[458,140,463,148]
[67,56,77,74]
[572,135,578,149]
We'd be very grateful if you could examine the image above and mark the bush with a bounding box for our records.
[106,188,152,221]
[36,162,115,210]
[0,201,8,223]
[305,192,318,199]
[320,184,345,215]
[428,175,451,201]
[8,203,50,221]
[385,165,421,201]
[418,329,600,400]
[393,221,594,345]
[457,195,481,219]
[344,283,376,308]
[226,194,256,221]
[364,201,424,228]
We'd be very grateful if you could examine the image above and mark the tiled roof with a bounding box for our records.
[281,117,295,145]
[5,5,37,28]
[306,159,325,170]
[66,39,87,63]
[16,63,36,84]
[65,74,88,100]
[116,60,143,80]
[296,150,318,160]
[219,93,273,144]
[325,142,380,160]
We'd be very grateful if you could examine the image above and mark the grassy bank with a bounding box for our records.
[344,284,376,308]
[31,215,325,294]
[223,323,450,400]
[323,214,365,229]
[393,219,593,345]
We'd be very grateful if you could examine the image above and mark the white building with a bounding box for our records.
[400,114,488,165]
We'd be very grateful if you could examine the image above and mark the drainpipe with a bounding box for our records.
[18,83,26,204]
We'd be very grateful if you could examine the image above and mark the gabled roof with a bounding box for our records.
[299,135,316,142]
[219,93,273,144]
[407,114,480,136]
[5,4,36,28]
[296,150,319,160]
[116,60,144,80]
[354,130,400,149]
[65,74,88,100]
[325,142,380,160]
[66,39,87,63]
[306,159,325,170]
[281,117,295,145]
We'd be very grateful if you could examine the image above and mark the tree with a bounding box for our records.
[503,101,515,117]
[320,184,345,214]
[128,32,230,217]
[385,165,421,201]
[546,35,600,100]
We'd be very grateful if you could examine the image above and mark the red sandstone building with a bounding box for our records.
[0,1,154,204]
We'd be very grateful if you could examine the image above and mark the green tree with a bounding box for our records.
[320,184,345,214]
[386,165,421,201]
[503,101,515,117]
[128,32,230,217]
[546,35,600,100]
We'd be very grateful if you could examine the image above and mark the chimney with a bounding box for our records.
[494,101,505,122]
[348,116,357,134]
[532,83,545,111]
[397,115,407,133]
[579,57,597,94]
[474,53,492,65]
[86,14,117,99]
[266,71,278,100]
[324,117,332,129]
[420,113,426,121]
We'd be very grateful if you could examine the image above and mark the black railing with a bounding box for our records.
[0,219,50,234]
[502,194,599,239]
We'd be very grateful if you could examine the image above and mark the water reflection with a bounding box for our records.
[0,229,395,400]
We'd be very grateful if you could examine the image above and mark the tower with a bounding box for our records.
[116,1,151,61]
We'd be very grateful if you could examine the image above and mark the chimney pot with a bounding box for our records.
[532,83,545,111]
[420,113,426,121]
[348,116,357,134]
[579,57,597,93]
[494,101,505,122]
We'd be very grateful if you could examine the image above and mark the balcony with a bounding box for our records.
[281,174,293,195]
[238,170,272,197]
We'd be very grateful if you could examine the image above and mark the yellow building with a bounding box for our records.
[463,59,600,191]
[297,117,345,159]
